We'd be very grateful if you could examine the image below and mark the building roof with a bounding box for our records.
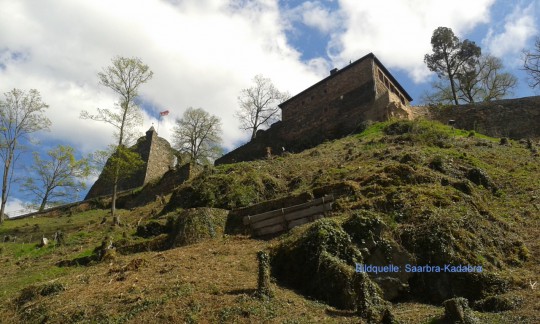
[278,53,413,108]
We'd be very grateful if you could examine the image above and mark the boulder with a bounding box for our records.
[443,297,478,324]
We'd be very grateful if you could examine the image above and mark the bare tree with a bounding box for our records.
[80,56,152,225]
[523,37,540,89]
[173,107,222,164]
[22,145,90,211]
[457,55,517,103]
[235,75,290,140]
[0,89,51,223]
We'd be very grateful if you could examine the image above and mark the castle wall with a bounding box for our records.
[214,122,286,165]
[85,128,176,199]
[279,57,376,142]
[144,132,176,184]
[410,96,540,139]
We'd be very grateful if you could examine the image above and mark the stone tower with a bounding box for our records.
[85,127,177,199]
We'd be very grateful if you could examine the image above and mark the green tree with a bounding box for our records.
[0,89,51,223]
[523,37,540,89]
[80,56,153,225]
[235,75,290,140]
[173,107,222,164]
[424,27,481,105]
[22,145,90,211]
[423,55,517,105]
[91,144,145,192]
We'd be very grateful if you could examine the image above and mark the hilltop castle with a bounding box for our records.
[85,127,177,199]
[216,53,414,165]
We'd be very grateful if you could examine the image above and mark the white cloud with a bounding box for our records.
[329,0,496,83]
[284,1,341,34]
[0,0,322,153]
[0,197,34,218]
[483,3,537,59]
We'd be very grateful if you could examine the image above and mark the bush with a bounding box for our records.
[270,219,362,309]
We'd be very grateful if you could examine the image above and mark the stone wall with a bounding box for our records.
[124,162,201,208]
[85,127,177,199]
[410,96,540,139]
[144,128,176,184]
[214,123,286,165]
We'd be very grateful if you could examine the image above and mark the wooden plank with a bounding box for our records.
[250,201,332,230]
[255,223,285,236]
[250,214,286,230]
[284,203,332,222]
[288,214,324,229]
[243,208,283,225]
[243,195,334,225]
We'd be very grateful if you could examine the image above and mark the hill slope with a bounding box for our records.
[0,120,539,323]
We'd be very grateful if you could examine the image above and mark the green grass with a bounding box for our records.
[0,265,71,300]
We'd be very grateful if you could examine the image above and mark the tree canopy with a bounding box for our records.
[173,107,222,164]
[424,27,481,105]
[0,89,51,222]
[523,37,540,89]
[22,145,90,211]
[235,75,290,140]
[423,55,517,105]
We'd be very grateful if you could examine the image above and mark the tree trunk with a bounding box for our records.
[251,127,257,140]
[0,151,13,223]
[251,109,260,140]
[38,195,48,212]
[447,69,459,105]
[111,162,120,225]
[112,182,120,226]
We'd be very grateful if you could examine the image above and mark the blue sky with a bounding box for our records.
[0,0,539,214]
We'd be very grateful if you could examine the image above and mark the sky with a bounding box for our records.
[1,0,539,215]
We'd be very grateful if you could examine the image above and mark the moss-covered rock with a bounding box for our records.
[472,295,521,312]
[442,297,478,324]
[270,219,362,309]
[167,208,228,247]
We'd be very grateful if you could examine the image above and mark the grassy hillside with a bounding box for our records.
[0,120,538,323]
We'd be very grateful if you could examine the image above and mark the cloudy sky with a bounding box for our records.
[1,0,539,214]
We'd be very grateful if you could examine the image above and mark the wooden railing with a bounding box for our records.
[243,195,334,236]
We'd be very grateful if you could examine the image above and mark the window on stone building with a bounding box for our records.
[399,94,406,105]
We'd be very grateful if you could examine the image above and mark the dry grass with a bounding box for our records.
[1,120,539,323]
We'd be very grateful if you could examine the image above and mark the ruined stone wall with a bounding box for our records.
[215,123,286,165]
[124,162,201,208]
[144,130,176,184]
[410,96,540,139]
[85,128,177,199]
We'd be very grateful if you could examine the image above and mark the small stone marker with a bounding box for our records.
[40,237,49,247]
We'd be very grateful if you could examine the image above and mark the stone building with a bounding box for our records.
[85,126,178,199]
[215,53,413,165]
